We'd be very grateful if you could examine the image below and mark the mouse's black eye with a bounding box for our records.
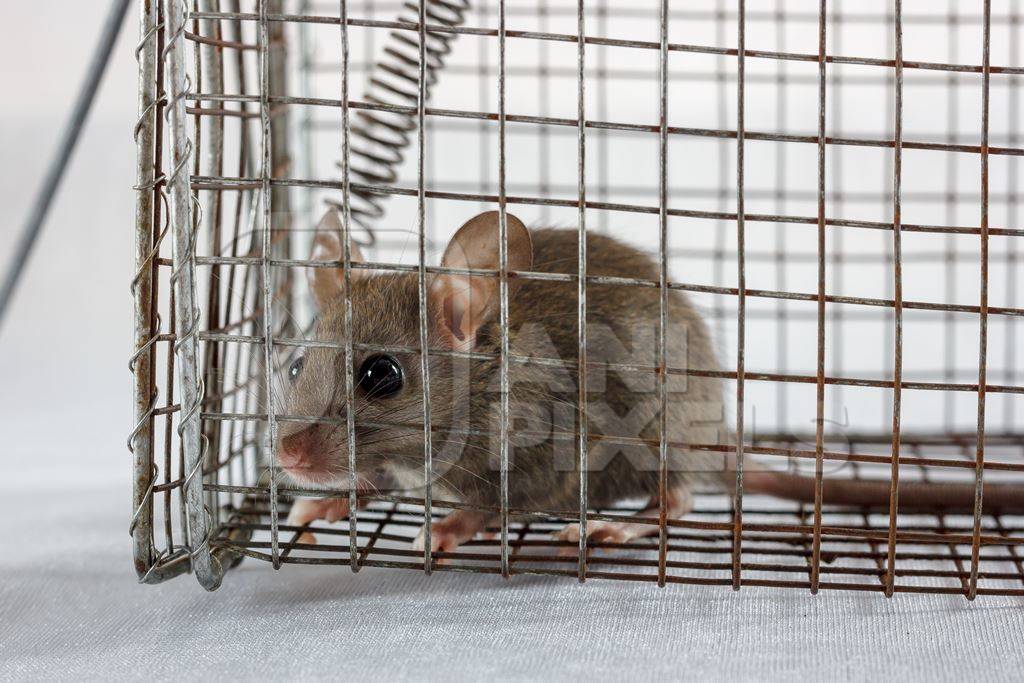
[358,354,404,398]
[288,356,305,382]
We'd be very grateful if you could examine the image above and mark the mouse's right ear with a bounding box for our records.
[429,211,532,351]
[308,208,365,309]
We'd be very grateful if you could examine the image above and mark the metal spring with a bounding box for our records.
[327,0,471,246]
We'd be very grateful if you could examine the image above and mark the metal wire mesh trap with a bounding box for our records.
[130,0,1023,596]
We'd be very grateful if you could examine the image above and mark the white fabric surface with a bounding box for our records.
[4,478,1024,681]
[2,4,1024,681]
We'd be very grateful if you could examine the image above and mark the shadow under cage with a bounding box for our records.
[130,0,1024,595]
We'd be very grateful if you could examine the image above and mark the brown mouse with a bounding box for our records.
[276,209,1022,554]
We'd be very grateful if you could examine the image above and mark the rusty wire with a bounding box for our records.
[131,0,1023,597]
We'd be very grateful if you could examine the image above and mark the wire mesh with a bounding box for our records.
[130,0,1023,596]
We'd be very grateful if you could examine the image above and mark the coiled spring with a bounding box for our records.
[329,0,471,245]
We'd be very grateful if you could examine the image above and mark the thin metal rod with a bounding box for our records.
[0,0,132,330]
[189,9,1024,77]
[968,0,992,601]
[191,172,1024,241]
[257,0,282,569]
[884,0,905,598]
[283,58,1024,88]
[198,0,226,532]
[339,0,360,573]
[415,0,434,573]
[185,91,1024,160]
[197,330,1024,401]
[574,0,588,582]
[731,0,746,592]
[198,418,1024,477]
[809,0,827,595]
[656,0,670,588]
[497,0,512,579]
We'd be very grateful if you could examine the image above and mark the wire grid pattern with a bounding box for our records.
[129,0,1024,595]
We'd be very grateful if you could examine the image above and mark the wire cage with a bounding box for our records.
[131,0,1023,596]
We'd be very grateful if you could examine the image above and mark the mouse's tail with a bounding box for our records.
[733,461,1024,513]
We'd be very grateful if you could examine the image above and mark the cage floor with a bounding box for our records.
[210,433,1024,598]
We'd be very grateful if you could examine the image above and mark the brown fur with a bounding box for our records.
[277,226,727,512]
[279,214,1024,524]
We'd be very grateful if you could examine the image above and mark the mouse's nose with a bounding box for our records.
[279,430,313,468]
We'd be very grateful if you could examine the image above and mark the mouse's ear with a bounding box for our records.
[308,208,365,309]
[429,210,532,351]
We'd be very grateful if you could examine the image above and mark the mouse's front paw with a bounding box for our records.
[285,497,351,545]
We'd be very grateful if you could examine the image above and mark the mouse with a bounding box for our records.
[276,208,1022,556]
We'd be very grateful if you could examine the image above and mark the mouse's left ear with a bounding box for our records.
[429,210,533,351]
[308,208,365,309]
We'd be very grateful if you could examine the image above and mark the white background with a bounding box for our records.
[1,1,1023,681]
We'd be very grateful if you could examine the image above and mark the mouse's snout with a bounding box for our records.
[279,430,311,468]
[278,427,332,482]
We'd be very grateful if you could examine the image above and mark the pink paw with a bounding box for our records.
[285,497,350,545]
[411,525,466,555]
[552,521,635,554]
[410,510,489,562]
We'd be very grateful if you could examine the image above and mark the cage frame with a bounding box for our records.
[130,0,1024,597]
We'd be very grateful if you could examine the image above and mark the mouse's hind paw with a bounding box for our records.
[411,509,490,563]
[553,488,693,554]
[552,520,638,555]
